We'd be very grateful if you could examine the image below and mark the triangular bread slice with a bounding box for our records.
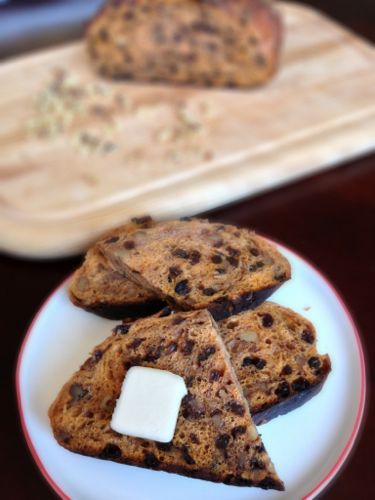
[219,302,331,424]
[98,218,290,320]
[69,217,164,319]
[49,310,284,490]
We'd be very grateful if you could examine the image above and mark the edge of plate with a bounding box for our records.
[15,244,367,500]
[16,275,72,500]
[278,243,367,499]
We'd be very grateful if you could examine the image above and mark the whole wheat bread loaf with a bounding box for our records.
[49,309,283,490]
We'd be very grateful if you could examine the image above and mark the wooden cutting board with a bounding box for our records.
[0,2,374,258]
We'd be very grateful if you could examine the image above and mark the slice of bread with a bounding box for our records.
[69,217,164,319]
[219,302,331,424]
[49,310,284,490]
[99,218,291,320]
[86,0,282,87]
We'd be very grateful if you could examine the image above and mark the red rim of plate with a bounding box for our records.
[15,242,367,500]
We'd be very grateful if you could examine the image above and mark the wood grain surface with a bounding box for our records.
[1,1,374,499]
[0,2,374,257]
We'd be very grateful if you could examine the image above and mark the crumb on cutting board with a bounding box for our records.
[25,67,216,161]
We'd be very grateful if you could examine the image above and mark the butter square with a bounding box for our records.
[111,366,187,443]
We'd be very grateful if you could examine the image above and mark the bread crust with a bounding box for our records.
[69,293,164,319]
[253,377,328,425]
[207,283,281,321]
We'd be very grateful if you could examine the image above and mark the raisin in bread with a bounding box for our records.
[49,310,283,490]
[87,0,282,87]
[69,217,164,319]
[219,302,331,424]
[98,218,291,320]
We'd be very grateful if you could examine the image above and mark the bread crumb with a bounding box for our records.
[26,68,213,160]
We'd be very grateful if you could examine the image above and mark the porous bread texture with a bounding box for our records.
[69,217,164,319]
[219,302,331,423]
[99,218,291,320]
[86,0,282,87]
[49,309,284,490]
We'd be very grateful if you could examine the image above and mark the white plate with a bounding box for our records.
[16,241,366,500]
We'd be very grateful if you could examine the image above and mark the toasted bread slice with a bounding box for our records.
[219,302,331,424]
[69,217,164,319]
[99,218,291,320]
[49,310,283,490]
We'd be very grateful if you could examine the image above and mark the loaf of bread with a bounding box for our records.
[98,218,291,320]
[219,302,331,424]
[87,0,282,87]
[49,309,284,490]
[69,217,164,319]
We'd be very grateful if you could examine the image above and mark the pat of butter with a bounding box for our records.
[111,366,187,443]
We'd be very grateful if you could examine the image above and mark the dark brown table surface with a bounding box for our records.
[1,1,374,498]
